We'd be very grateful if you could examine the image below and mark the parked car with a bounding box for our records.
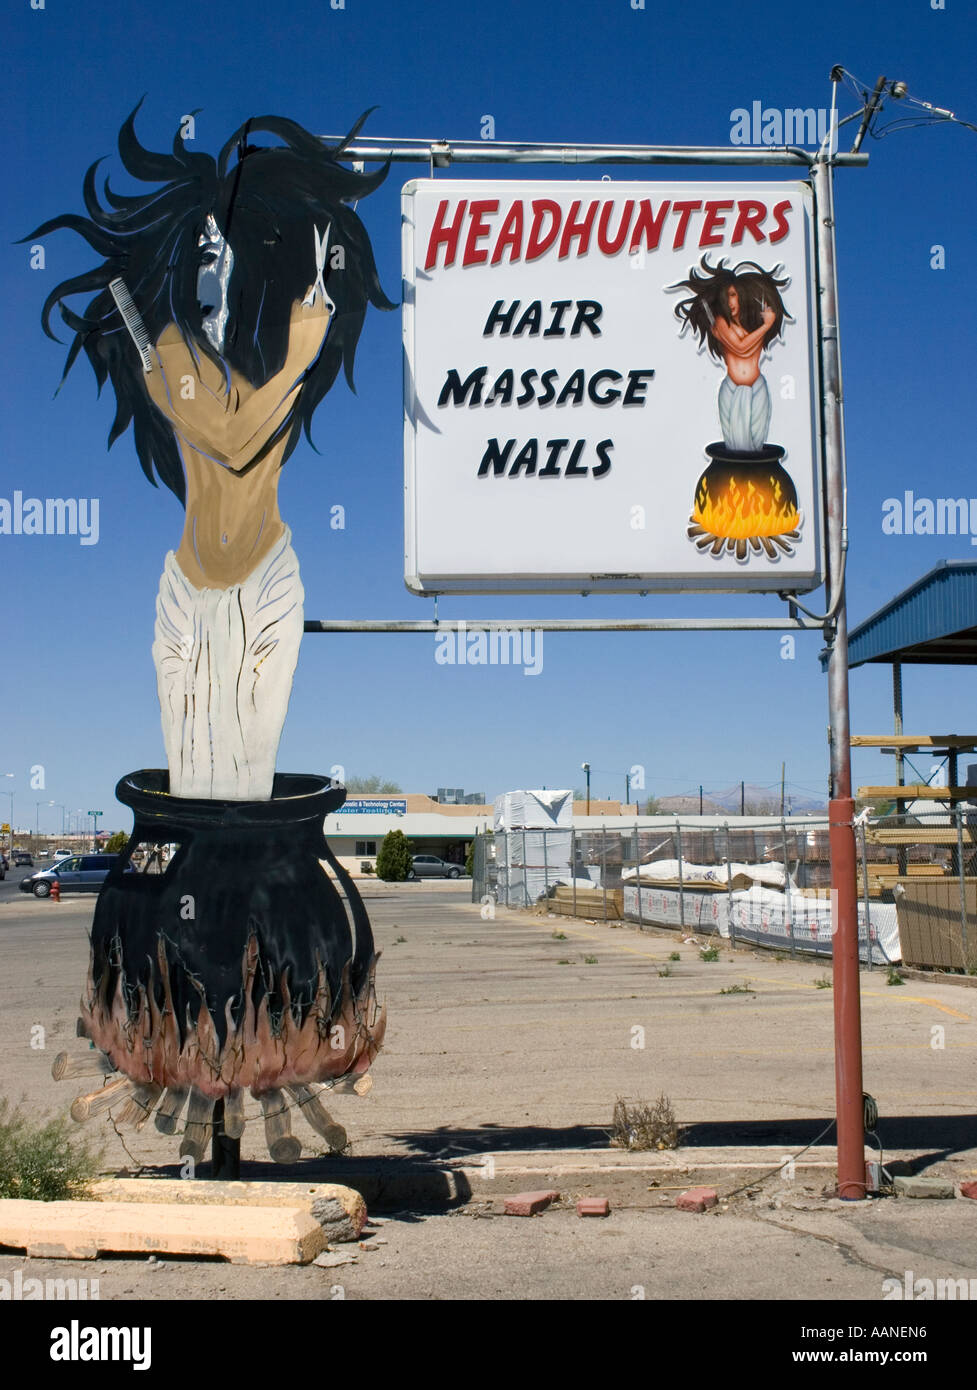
[408,854,465,880]
[0,853,7,879]
[52,848,72,860]
[12,850,33,867]
[19,853,130,899]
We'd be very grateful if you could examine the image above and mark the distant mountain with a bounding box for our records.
[657,794,727,815]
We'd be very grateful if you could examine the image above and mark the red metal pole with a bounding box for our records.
[829,796,865,1198]
[813,143,866,1200]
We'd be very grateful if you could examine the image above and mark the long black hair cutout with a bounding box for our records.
[24,103,394,504]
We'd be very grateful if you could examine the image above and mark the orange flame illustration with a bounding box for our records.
[693,471,800,540]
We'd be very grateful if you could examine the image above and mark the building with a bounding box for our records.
[325,793,638,875]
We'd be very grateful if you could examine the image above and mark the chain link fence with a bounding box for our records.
[471,808,977,971]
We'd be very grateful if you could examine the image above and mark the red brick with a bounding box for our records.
[675,1186,718,1213]
[503,1190,560,1217]
[576,1198,610,1217]
[960,1181,977,1200]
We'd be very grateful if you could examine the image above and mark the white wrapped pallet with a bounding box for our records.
[495,827,571,905]
[506,829,572,869]
[493,789,573,830]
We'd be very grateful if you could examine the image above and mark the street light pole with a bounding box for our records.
[581,763,591,816]
[2,774,13,853]
[35,799,54,849]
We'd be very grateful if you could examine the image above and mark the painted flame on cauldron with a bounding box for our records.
[693,471,800,540]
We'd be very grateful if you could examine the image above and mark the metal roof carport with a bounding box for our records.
[833,560,977,670]
[826,561,977,816]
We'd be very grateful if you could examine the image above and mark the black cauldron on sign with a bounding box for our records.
[687,442,802,560]
[84,770,385,1098]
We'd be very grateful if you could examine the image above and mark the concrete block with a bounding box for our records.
[504,1189,560,1217]
[676,1186,719,1213]
[576,1198,610,1217]
[959,1181,977,1201]
[92,1178,367,1242]
[0,1199,325,1265]
[893,1176,955,1200]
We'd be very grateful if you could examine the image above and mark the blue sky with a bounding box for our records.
[2,0,976,833]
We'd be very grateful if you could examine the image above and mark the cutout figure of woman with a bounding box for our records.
[26,108,394,1146]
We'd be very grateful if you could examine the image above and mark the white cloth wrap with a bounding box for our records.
[152,528,303,801]
[718,374,771,451]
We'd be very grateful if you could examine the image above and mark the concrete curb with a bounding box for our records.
[298,1146,842,1208]
[0,1198,325,1265]
[300,1146,974,1209]
[92,1178,367,1242]
[897,967,977,989]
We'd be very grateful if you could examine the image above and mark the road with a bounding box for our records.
[0,881,974,1301]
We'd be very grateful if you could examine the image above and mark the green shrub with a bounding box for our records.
[0,1096,102,1202]
[376,829,413,882]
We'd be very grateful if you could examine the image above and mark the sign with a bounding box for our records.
[403,180,823,594]
[337,799,408,816]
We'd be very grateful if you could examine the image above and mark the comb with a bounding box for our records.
[109,278,153,373]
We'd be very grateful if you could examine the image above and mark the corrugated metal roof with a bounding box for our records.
[836,561,977,669]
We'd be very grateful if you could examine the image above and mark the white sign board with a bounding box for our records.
[402,180,823,594]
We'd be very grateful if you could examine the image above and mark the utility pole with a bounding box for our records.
[740,781,745,816]
[699,785,703,815]
[781,762,786,818]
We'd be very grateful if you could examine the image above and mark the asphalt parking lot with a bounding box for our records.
[0,881,974,1301]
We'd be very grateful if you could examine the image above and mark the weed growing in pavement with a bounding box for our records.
[557,958,571,965]
[611,1094,681,1151]
[814,976,832,989]
[719,982,755,995]
[0,1096,102,1201]
[658,966,672,977]
[886,967,905,986]
[668,951,681,962]
[700,946,720,962]
[584,955,598,964]
[551,931,567,940]
[394,935,407,944]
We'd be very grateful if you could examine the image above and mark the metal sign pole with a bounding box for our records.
[812,153,865,1201]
